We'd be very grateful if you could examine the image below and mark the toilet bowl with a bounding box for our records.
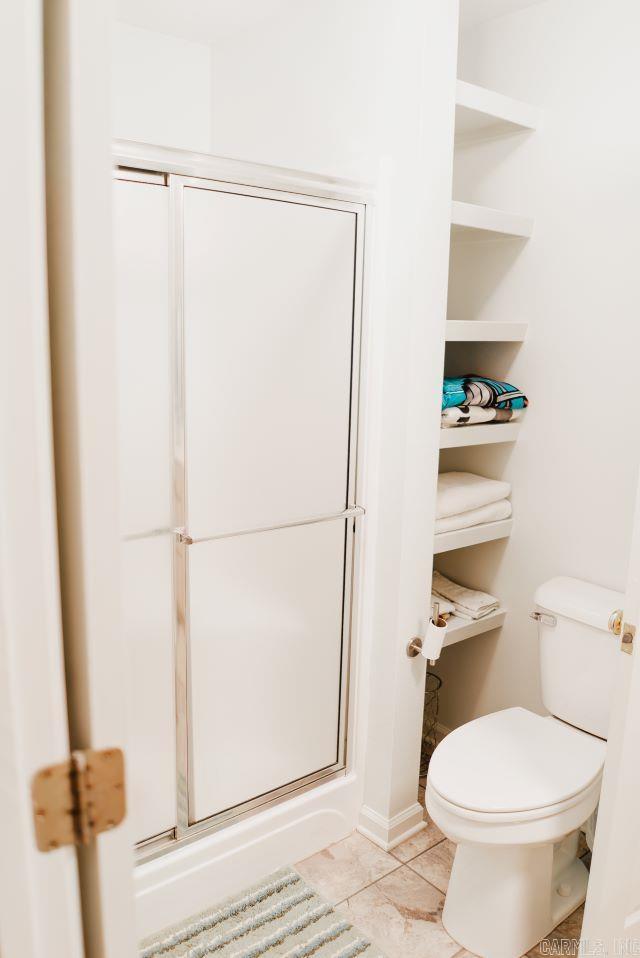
[425,577,622,958]
[426,707,605,958]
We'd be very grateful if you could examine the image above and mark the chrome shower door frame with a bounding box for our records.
[114,146,368,860]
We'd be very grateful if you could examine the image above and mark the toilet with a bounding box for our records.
[426,576,623,958]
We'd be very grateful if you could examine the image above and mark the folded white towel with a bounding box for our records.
[434,498,512,534]
[430,592,456,617]
[436,471,511,520]
[432,570,499,620]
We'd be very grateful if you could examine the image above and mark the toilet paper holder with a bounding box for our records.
[406,600,448,663]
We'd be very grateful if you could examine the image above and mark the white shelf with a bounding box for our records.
[443,607,507,647]
[445,320,527,342]
[455,80,540,144]
[439,422,521,449]
[451,200,533,240]
[434,518,513,554]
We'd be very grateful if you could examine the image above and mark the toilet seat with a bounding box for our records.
[427,775,602,826]
[428,706,606,816]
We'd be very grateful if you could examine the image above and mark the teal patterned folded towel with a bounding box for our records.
[442,375,528,410]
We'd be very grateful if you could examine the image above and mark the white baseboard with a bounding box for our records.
[134,773,360,940]
[358,727,453,853]
[357,801,425,851]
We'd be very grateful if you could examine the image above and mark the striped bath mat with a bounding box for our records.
[140,867,385,958]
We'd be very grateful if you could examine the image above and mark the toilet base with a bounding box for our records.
[442,831,588,958]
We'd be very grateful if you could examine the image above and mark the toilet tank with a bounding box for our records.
[535,576,624,740]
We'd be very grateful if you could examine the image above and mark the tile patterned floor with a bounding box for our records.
[295,781,588,958]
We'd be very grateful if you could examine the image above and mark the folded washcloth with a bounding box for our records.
[436,471,511,520]
[432,570,500,620]
[430,592,456,617]
[441,406,522,428]
[442,375,528,411]
[435,498,512,534]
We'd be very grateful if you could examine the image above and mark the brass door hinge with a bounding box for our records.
[621,622,635,656]
[31,748,126,852]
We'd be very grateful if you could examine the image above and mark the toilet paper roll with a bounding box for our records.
[422,615,448,662]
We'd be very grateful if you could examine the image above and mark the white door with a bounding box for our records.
[42,1,138,955]
[0,2,84,954]
[582,474,640,956]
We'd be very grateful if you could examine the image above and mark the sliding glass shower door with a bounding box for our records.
[180,182,359,826]
[113,165,365,851]
[113,175,176,844]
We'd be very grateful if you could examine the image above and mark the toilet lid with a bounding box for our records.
[428,707,606,814]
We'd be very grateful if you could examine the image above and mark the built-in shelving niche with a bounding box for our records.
[430,78,539,652]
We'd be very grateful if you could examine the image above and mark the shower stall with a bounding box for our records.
[113,147,367,858]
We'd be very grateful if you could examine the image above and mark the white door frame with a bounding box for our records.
[42,1,138,955]
[0,2,84,956]
[582,476,640,955]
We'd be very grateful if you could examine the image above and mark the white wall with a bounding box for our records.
[437,0,640,729]
[111,21,211,152]
[208,0,379,180]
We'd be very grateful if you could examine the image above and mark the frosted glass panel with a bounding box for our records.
[121,535,176,842]
[113,179,171,538]
[113,178,175,842]
[183,187,356,537]
[189,520,346,821]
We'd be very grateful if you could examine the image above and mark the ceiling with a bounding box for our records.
[112,0,304,43]
[114,0,549,44]
[459,0,548,29]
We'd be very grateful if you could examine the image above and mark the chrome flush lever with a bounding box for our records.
[529,611,557,627]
